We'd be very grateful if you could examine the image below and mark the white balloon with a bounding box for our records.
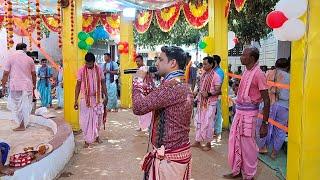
[275,0,307,19]
[228,31,236,50]
[273,28,288,41]
[281,19,306,41]
[111,34,120,44]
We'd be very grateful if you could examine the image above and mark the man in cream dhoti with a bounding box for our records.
[1,43,36,131]
[224,47,270,180]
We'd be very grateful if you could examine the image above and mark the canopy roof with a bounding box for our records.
[0,0,182,15]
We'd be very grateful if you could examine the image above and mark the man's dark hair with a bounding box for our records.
[104,53,111,57]
[161,46,187,70]
[41,58,47,62]
[213,55,221,65]
[26,51,32,57]
[248,46,260,62]
[16,43,27,50]
[275,58,289,69]
[135,55,143,60]
[85,52,95,62]
[203,56,215,66]
[186,52,191,59]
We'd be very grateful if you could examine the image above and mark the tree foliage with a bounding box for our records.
[228,0,278,44]
[134,14,208,49]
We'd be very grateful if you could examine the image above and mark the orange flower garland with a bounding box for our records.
[28,0,32,51]
[6,0,14,49]
[36,0,41,48]
[70,0,75,45]
[155,3,181,32]
[183,1,208,29]
[57,1,62,48]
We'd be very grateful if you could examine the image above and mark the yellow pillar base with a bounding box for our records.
[287,1,320,179]
[119,16,136,108]
[209,0,229,128]
[62,0,84,131]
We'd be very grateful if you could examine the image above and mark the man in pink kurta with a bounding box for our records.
[193,56,221,151]
[1,43,36,131]
[225,47,270,180]
[74,52,107,148]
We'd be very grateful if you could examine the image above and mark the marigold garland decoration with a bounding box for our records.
[13,17,36,36]
[0,16,4,27]
[57,1,62,48]
[234,0,247,12]
[155,3,181,32]
[70,0,75,45]
[183,0,208,29]
[225,0,231,18]
[36,0,41,47]
[6,0,14,49]
[82,14,100,33]
[134,10,153,34]
[28,0,32,50]
[100,13,120,36]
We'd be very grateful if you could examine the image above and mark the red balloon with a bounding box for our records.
[123,42,129,48]
[266,11,288,29]
[123,49,129,54]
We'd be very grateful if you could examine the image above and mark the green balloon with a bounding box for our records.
[78,40,87,49]
[85,45,92,50]
[199,41,207,49]
[78,31,89,41]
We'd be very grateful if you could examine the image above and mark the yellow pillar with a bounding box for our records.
[209,0,229,128]
[119,15,136,108]
[287,1,320,179]
[62,0,84,131]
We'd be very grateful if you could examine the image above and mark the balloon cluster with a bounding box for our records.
[118,41,129,54]
[78,31,94,51]
[91,26,109,41]
[266,0,307,41]
[199,36,214,54]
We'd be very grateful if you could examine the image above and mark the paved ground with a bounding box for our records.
[0,99,278,180]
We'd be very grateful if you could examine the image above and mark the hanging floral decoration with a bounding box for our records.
[82,14,100,33]
[155,3,181,32]
[57,0,62,48]
[134,10,153,34]
[234,0,247,12]
[118,41,129,54]
[6,0,14,49]
[41,15,60,32]
[224,0,231,18]
[183,0,208,29]
[100,13,120,36]
[0,16,4,28]
[13,16,36,36]
[36,0,41,47]
[28,0,32,50]
[70,0,75,45]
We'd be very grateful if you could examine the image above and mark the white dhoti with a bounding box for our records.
[7,91,33,127]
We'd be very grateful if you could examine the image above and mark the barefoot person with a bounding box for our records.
[1,43,36,131]
[192,56,222,151]
[224,47,270,180]
[0,142,14,176]
[135,55,154,132]
[74,52,107,148]
[133,46,193,179]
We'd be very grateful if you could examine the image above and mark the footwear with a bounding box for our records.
[191,142,201,148]
[223,173,242,179]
